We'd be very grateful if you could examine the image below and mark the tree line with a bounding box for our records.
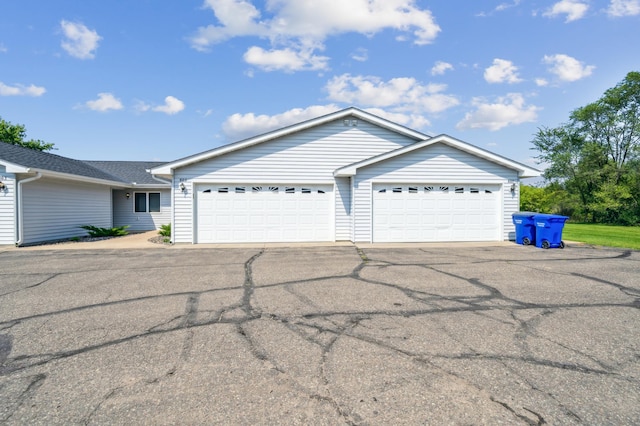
[523,71,640,225]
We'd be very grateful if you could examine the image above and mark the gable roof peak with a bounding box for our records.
[151,106,430,175]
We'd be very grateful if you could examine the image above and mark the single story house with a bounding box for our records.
[0,143,170,245]
[150,107,540,244]
[0,107,539,246]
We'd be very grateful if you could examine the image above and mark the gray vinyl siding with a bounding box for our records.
[352,143,518,242]
[21,178,112,245]
[0,172,16,245]
[113,189,171,231]
[173,119,415,243]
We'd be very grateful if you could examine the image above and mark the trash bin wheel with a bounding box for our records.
[560,241,565,249]
[541,240,550,249]
[522,237,531,246]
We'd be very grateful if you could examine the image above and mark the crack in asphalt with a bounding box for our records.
[0,373,46,423]
[0,245,638,424]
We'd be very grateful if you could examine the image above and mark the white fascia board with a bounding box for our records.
[24,169,129,188]
[430,136,542,178]
[129,183,170,189]
[0,159,30,173]
[334,134,541,178]
[150,107,430,174]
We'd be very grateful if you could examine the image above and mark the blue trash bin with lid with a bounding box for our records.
[534,214,569,249]
[512,212,537,245]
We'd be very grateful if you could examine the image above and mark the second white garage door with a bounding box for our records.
[196,184,333,243]
[373,184,501,242]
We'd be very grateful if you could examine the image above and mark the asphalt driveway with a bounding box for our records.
[1,244,639,425]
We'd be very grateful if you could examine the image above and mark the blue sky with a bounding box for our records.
[1,0,639,168]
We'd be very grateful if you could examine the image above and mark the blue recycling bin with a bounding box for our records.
[534,214,569,249]
[512,212,538,245]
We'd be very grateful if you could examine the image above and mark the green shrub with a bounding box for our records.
[159,223,171,237]
[80,225,129,237]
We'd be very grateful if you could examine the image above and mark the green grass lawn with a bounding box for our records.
[563,223,640,250]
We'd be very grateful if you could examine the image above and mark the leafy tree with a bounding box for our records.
[520,183,574,216]
[0,116,55,151]
[531,71,640,224]
[519,184,550,212]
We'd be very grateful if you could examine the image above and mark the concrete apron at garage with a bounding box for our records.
[4,231,519,251]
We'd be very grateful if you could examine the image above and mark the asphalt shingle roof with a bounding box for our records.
[84,161,168,185]
[0,142,168,186]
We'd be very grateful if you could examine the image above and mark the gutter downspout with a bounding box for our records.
[16,172,42,246]
[150,173,173,244]
[150,175,171,185]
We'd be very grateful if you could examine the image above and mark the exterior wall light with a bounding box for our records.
[0,182,5,190]
[510,183,516,193]
[179,182,187,193]
[125,192,130,199]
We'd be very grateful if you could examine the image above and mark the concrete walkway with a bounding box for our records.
[8,231,164,251]
[7,232,520,251]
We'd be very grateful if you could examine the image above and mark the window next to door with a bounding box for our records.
[134,192,161,213]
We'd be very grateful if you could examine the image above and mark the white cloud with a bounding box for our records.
[152,96,185,115]
[0,82,46,97]
[456,93,540,131]
[243,45,329,72]
[84,93,123,112]
[477,0,521,16]
[222,104,342,140]
[137,96,186,115]
[221,104,431,141]
[190,0,440,72]
[0,44,7,53]
[496,0,522,11]
[325,74,459,114]
[535,78,549,87]
[60,20,101,59]
[608,0,640,16]
[431,61,453,76]
[189,0,268,50]
[134,100,151,113]
[361,108,431,129]
[351,48,368,62]
[543,0,589,22]
[543,54,595,82]
[484,59,523,84]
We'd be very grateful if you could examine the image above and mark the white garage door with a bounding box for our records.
[196,184,333,243]
[373,184,501,242]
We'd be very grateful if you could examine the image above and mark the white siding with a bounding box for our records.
[334,177,351,241]
[353,143,519,242]
[113,189,171,231]
[21,177,112,245]
[173,118,415,243]
[503,182,519,241]
[0,171,16,245]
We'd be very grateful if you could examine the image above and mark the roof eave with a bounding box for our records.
[24,169,128,187]
[152,107,431,172]
[518,169,542,179]
[0,160,30,173]
[334,134,543,178]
